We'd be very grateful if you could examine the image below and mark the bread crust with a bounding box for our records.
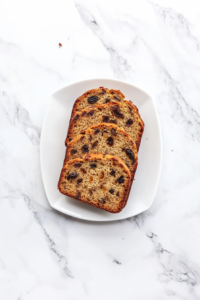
[58,153,131,213]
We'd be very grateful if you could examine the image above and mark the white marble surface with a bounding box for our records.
[0,0,200,299]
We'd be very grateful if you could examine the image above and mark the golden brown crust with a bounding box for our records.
[124,100,144,150]
[58,153,131,213]
[65,100,144,150]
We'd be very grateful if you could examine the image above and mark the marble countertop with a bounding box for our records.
[1,0,200,299]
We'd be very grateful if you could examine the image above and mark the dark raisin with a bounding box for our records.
[116,192,119,196]
[67,173,77,180]
[95,129,100,135]
[99,89,106,95]
[82,111,87,117]
[112,108,124,118]
[90,164,97,168]
[88,95,98,104]
[114,96,120,101]
[102,116,109,122]
[92,141,98,149]
[107,137,114,146]
[118,176,124,184]
[126,119,133,127]
[105,98,110,103]
[89,135,92,141]
[109,120,117,124]
[71,149,77,155]
[111,128,117,136]
[109,189,114,194]
[74,163,81,168]
[126,149,135,161]
[77,178,83,184]
[82,145,89,153]
[81,168,87,174]
[73,114,79,122]
[87,110,94,116]
[100,198,106,204]
[110,170,115,176]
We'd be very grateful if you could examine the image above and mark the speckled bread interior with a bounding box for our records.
[65,100,144,150]
[65,123,138,181]
[58,153,131,213]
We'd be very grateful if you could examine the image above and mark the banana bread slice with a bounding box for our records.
[71,87,125,115]
[58,153,131,213]
[65,123,138,182]
[65,100,144,150]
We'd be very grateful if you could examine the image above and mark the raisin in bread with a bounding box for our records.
[65,123,138,182]
[58,153,131,213]
[71,87,125,115]
[66,100,144,150]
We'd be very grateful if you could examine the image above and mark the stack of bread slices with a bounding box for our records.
[58,87,144,213]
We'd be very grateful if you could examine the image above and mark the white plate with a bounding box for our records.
[40,79,162,221]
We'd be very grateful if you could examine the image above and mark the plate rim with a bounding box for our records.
[40,78,163,221]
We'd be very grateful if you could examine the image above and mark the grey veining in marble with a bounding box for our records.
[0,0,200,299]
